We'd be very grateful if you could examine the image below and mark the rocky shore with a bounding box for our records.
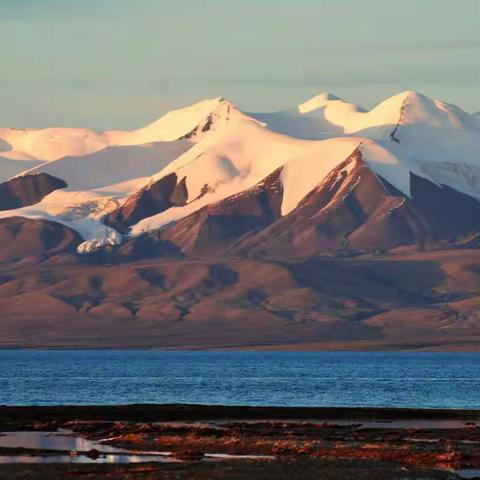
[0,405,479,479]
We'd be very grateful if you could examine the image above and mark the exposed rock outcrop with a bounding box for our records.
[0,173,67,210]
[104,173,187,232]
[159,168,284,255]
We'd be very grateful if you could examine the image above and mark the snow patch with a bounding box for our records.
[280,138,361,215]
[77,230,122,254]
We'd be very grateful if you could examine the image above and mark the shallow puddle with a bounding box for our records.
[456,470,480,479]
[0,430,274,464]
[0,454,178,464]
[0,430,176,463]
[0,430,125,453]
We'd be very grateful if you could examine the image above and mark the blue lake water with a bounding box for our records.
[0,350,479,408]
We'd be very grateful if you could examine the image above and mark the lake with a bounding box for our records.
[0,350,479,408]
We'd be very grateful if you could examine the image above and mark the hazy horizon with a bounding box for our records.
[1,0,479,129]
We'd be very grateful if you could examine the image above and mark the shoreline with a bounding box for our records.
[1,404,479,479]
[1,342,480,351]
[1,404,480,423]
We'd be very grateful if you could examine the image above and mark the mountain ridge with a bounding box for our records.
[1,90,480,349]
[1,90,480,255]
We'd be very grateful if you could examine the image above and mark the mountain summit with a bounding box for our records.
[297,91,343,113]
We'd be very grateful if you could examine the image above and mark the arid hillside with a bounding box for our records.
[1,248,479,350]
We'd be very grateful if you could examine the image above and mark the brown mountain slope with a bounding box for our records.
[122,149,480,259]
[0,173,67,211]
[234,149,421,256]
[159,168,284,255]
[233,150,480,256]
[104,173,188,233]
[0,216,82,261]
[0,249,479,350]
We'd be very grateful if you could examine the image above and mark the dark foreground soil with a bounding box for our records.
[0,405,479,479]
[0,459,461,480]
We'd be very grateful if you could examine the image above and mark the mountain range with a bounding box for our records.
[1,91,480,350]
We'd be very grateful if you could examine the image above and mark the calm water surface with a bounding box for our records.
[0,350,479,408]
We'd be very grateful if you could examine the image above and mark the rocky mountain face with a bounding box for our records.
[0,216,81,261]
[105,173,188,233]
[158,168,284,255]
[1,91,480,348]
[236,151,480,257]
[122,148,480,259]
[0,173,67,211]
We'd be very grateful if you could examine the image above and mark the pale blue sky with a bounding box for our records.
[1,0,479,129]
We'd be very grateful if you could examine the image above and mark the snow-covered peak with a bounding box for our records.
[251,90,480,144]
[382,89,425,104]
[109,97,232,145]
[371,90,480,135]
[2,90,480,252]
[0,126,109,163]
[352,90,480,199]
[368,90,422,120]
[371,90,449,129]
[180,97,243,141]
[298,92,342,113]
[0,97,237,165]
[130,91,480,236]
[250,93,364,140]
[369,90,480,147]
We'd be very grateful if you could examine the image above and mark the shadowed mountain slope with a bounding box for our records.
[0,173,67,211]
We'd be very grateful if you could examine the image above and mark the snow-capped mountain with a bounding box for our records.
[1,91,480,258]
[0,97,224,159]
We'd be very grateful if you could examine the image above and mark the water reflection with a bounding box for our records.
[0,430,274,464]
[0,430,123,453]
[0,454,178,464]
[0,431,179,463]
[456,470,480,480]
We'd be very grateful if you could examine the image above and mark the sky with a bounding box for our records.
[0,0,479,129]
